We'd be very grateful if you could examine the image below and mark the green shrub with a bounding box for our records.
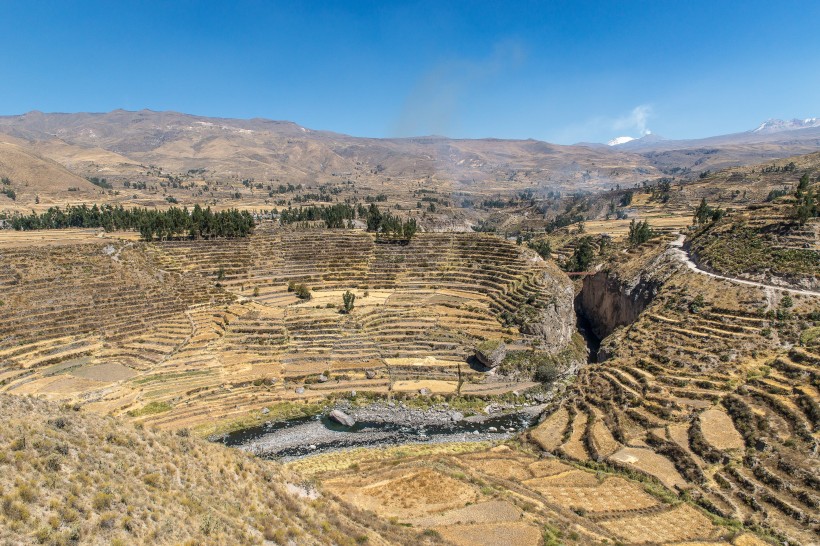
[294,284,311,300]
[534,363,559,383]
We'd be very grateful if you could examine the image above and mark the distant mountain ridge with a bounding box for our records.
[0,109,819,210]
[606,117,820,147]
[752,117,820,134]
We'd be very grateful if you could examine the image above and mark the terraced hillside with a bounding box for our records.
[0,228,575,433]
[287,442,772,546]
[533,235,820,545]
[688,202,819,290]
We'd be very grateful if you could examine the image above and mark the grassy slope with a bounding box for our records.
[0,394,429,546]
[688,202,819,282]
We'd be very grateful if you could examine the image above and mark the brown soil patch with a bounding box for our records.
[589,418,620,458]
[700,408,745,450]
[529,407,568,451]
[71,362,138,382]
[410,500,521,527]
[323,468,480,520]
[732,533,773,546]
[561,411,589,460]
[457,455,534,481]
[600,504,720,543]
[527,458,576,478]
[0,228,139,247]
[609,446,687,490]
[391,379,458,393]
[526,474,659,513]
[435,522,542,546]
[12,375,107,396]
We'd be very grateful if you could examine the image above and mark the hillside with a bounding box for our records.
[0,393,429,545]
[1,110,819,216]
[0,110,662,198]
[560,234,820,545]
[0,228,577,435]
[1,131,819,545]
[0,137,100,210]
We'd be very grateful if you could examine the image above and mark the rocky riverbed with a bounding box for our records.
[218,401,546,461]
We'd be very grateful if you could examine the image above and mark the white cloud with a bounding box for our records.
[613,105,652,136]
[552,104,654,144]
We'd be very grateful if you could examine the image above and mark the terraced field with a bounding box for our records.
[0,227,573,433]
[288,442,771,546]
[533,236,820,545]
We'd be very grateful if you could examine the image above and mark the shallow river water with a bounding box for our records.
[218,408,540,461]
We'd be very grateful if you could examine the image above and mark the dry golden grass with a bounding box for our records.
[0,394,439,545]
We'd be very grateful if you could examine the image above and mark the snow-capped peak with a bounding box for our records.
[752,117,820,133]
[607,136,636,146]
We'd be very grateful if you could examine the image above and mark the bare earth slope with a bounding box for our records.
[0,137,100,210]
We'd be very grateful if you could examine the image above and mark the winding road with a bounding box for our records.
[668,233,820,298]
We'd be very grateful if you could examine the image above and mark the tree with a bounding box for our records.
[527,239,552,260]
[794,174,817,226]
[565,237,594,272]
[627,219,653,246]
[342,290,355,313]
[694,198,710,225]
[797,173,810,195]
[534,362,558,383]
[366,204,382,232]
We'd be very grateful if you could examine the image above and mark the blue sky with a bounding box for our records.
[1,1,818,143]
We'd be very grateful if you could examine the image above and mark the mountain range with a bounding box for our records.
[0,110,819,210]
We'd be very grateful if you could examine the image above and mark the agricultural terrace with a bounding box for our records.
[532,235,820,545]
[286,442,772,546]
[0,226,572,434]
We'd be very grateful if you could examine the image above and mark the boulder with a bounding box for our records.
[295,387,305,394]
[317,374,328,383]
[419,387,431,396]
[329,409,355,427]
[450,411,464,422]
[261,407,270,415]
[474,340,507,368]
[365,370,376,379]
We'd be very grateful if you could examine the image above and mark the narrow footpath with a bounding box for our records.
[669,233,820,297]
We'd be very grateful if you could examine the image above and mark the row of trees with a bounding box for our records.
[278,203,358,228]
[365,204,418,240]
[9,204,254,241]
[276,203,419,239]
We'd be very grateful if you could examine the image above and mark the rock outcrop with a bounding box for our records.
[475,340,507,368]
[518,262,577,353]
[576,249,681,341]
[329,409,356,427]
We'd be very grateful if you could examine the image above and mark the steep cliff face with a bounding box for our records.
[577,271,656,340]
[576,247,683,347]
[521,262,577,353]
